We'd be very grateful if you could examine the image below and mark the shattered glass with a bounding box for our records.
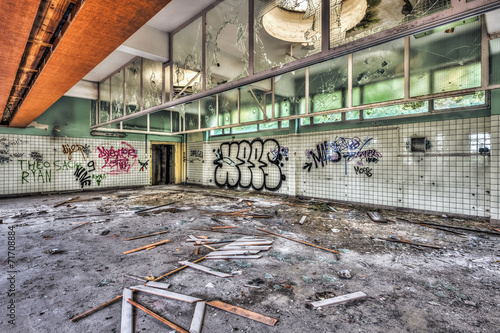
[309,55,348,112]
[142,59,163,109]
[99,78,110,123]
[489,38,500,85]
[352,38,404,106]
[172,111,180,133]
[254,0,322,73]
[345,110,359,120]
[434,91,485,110]
[274,68,307,118]
[206,0,249,89]
[90,100,97,126]
[122,115,147,131]
[410,17,481,96]
[150,110,172,133]
[200,96,217,129]
[218,89,239,127]
[240,79,272,123]
[184,101,200,131]
[111,70,124,120]
[165,65,171,102]
[125,58,141,115]
[364,101,428,119]
[313,113,341,124]
[330,0,452,48]
[173,18,203,98]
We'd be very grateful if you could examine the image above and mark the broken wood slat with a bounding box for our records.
[256,228,341,254]
[134,201,179,214]
[211,209,252,216]
[264,200,310,208]
[211,226,236,229]
[221,245,272,251]
[145,281,171,290]
[373,236,443,249]
[72,222,91,230]
[127,299,189,333]
[130,285,202,303]
[207,300,278,326]
[70,295,123,322]
[493,228,500,233]
[121,289,134,333]
[415,222,466,236]
[398,218,500,236]
[206,255,263,259]
[124,230,169,241]
[229,242,273,247]
[299,216,307,225]
[206,250,261,256]
[310,291,367,308]
[367,211,387,223]
[187,238,221,243]
[123,239,170,254]
[231,239,273,244]
[124,274,147,282]
[54,196,80,208]
[151,256,206,282]
[189,228,274,238]
[178,261,232,278]
[190,301,206,333]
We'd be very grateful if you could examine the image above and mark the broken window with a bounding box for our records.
[313,113,341,124]
[232,124,258,134]
[111,70,124,120]
[434,91,486,110]
[309,55,348,112]
[200,96,217,129]
[364,101,428,119]
[259,121,279,130]
[173,18,203,98]
[99,78,110,123]
[142,59,163,109]
[345,110,360,120]
[254,0,322,73]
[150,110,172,133]
[206,0,249,89]
[184,101,200,131]
[125,58,141,115]
[330,0,452,48]
[90,100,97,126]
[410,16,481,96]
[489,38,500,85]
[240,79,272,123]
[353,39,404,106]
[218,89,239,127]
[274,68,307,117]
[122,115,147,131]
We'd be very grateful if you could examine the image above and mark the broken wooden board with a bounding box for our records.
[299,216,307,225]
[124,230,169,241]
[134,201,179,214]
[367,211,387,223]
[206,255,263,259]
[372,236,443,249]
[256,228,340,254]
[123,239,170,254]
[130,285,203,303]
[230,241,273,246]
[207,300,278,326]
[310,291,367,308]
[121,289,134,333]
[178,261,232,278]
[70,295,122,322]
[221,245,272,251]
[127,299,189,333]
[190,301,206,333]
[145,281,171,290]
[206,250,261,256]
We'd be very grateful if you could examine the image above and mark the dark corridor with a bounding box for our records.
[151,144,175,185]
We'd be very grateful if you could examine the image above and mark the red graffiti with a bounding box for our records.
[96,142,137,175]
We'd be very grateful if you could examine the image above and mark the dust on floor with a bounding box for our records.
[0,185,499,333]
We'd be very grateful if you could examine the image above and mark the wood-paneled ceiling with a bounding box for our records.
[0,0,172,128]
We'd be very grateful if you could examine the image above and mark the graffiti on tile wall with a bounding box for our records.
[213,138,287,191]
[0,138,28,165]
[303,136,382,177]
[139,159,149,172]
[62,143,91,161]
[74,161,96,188]
[96,141,138,175]
[189,150,203,163]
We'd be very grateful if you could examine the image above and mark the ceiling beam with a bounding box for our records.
[10,0,172,127]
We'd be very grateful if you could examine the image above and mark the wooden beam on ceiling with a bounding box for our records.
[9,0,172,127]
[0,0,40,117]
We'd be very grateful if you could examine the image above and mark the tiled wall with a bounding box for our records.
[188,117,493,219]
[0,135,150,196]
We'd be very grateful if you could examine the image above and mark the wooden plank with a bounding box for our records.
[70,295,122,322]
[123,239,170,254]
[124,230,169,241]
[121,289,134,333]
[221,245,272,251]
[134,201,178,214]
[373,236,443,249]
[299,216,307,225]
[206,250,260,256]
[257,228,340,254]
[130,285,203,303]
[367,211,387,223]
[127,299,189,333]
[145,281,171,290]
[212,226,236,229]
[310,291,367,308]
[230,241,273,246]
[207,300,278,326]
[190,302,206,333]
[206,255,263,259]
[151,256,206,282]
[179,261,232,278]
[263,200,310,208]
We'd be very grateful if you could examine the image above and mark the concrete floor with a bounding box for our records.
[0,185,499,333]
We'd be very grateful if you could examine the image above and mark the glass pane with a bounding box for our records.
[260,121,278,130]
[281,120,289,128]
[274,68,307,117]
[353,39,404,106]
[232,124,257,134]
[218,89,239,126]
[150,110,171,133]
[123,116,147,131]
[410,17,481,96]
[185,101,200,131]
[111,70,124,120]
[211,129,223,135]
[200,96,217,129]
[173,18,203,97]
[142,58,163,109]
[309,55,348,112]
[434,91,485,110]
[90,100,97,126]
[206,0,249,89]
[490,38,500,85]
[301,117,311,125]
[314,113,341,124]
[254,0,321,73]
[364,101,428,119]
[330,0,451,48]
[345,110,359,120]
[240,79,272,123]
[165,64,171,102]
[172,111,180,133]
[125,58,141,115]
[99,78,110,123]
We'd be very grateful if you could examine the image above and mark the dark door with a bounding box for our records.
[152,144,175,185]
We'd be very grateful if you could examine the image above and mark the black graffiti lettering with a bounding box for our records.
[74,166,92,188]
[354,166,373,177]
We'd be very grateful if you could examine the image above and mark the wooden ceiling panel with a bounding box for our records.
[10,0,172,127]
[0,0,40,118]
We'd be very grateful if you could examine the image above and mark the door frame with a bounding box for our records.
[150,141,184,185]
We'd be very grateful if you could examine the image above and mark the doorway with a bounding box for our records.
[151,144,175,185]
